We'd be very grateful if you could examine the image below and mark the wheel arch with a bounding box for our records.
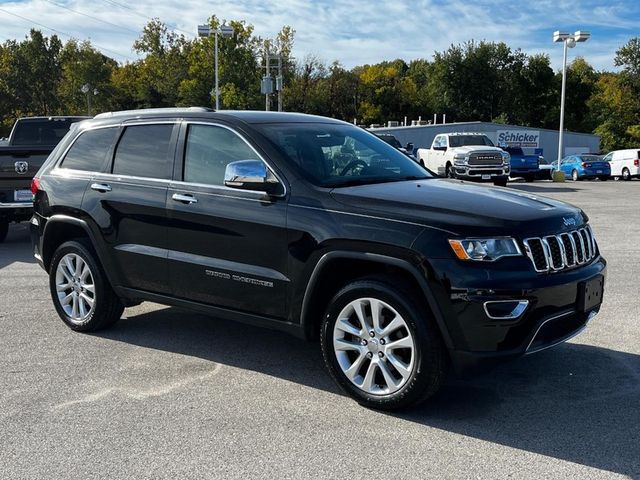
[41,215,115,283]
[299,251,454,349]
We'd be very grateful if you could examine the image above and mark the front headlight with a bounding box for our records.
[453,153,468,165]
[501,152,511,164]
[448,238,521,261]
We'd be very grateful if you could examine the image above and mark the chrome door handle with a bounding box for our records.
[90,183,112,193]
[172,193,198,204]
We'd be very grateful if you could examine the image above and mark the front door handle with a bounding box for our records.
[90,183,112,193]
[172,193,198,204]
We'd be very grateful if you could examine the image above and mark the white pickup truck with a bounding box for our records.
[416,132,510,186]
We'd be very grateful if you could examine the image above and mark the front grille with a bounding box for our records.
[523,226,597,273]
[468,153,503,166]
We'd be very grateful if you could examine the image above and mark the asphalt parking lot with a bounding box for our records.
[1,180,638,479]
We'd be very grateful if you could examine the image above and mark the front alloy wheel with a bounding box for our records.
[333,298,415,395]
[321,278,447,410]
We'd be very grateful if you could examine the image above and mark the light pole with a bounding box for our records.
[198,23,234,110]
[80,84,98,116]
[552,30,590,181]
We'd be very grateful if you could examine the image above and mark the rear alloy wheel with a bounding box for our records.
[49,240,123,331]
[622,168,631,181]
[321,279,447,410]
[572,169,579,181]
[0,220,8,243]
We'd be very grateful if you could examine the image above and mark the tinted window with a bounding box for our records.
[256,123,430,187]
[12,118,83,146]
[449,135,494,147]
[183,124,257,186]
[60,128,117,171]
[112,124,174,179]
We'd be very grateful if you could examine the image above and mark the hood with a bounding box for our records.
[330,179,586,237]
[449,145,504,155]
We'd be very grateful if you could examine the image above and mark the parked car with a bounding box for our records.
[554,154,611,181]
[0,116,88,242]
[31,108,606,410]
[416,133,510,186]
[373,133,417,161]
[602,149,640,181]
[502,146,540,182]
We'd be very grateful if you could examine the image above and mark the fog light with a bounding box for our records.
[483,300,529,320]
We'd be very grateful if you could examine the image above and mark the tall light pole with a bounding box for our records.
[553,30,590,181]
[198,23,234,110]
[80,84,98,116]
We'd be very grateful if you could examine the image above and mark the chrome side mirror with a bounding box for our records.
[224,160,283,195]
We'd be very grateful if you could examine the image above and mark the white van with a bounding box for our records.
[603,149,640,180]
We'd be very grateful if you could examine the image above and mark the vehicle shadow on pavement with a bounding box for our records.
[100,306,639,478]
[0,224,35,269]
[402,344,640,478]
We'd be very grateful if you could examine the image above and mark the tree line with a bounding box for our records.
[1,16,639,151]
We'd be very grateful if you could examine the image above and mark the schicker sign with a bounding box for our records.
[497,130,540,148]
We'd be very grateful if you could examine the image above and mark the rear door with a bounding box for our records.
[81,122,179,294]
[166,121,289,319]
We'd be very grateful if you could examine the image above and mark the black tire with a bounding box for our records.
[320,277,448,410]
[572,169,579,181]
[493,178,508,187]
[599,176,609,181]
[49,239,124,332]
[0,220,8,243]
[445,163,455,179]
[622,168,631,181]
[525,175,534,183]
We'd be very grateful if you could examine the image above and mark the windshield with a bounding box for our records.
[449,135,494,147]
[11,119,80,146]
[375,134,402,149]
[256,123,431,187]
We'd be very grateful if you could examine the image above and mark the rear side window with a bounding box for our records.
[60,127,118,172]
[183,124,257,186]
[112,124,174,179]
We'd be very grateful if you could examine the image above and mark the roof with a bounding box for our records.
[91,108,346,126]
[16,116,90,121]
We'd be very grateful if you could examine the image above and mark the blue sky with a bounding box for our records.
[0,0,638,71]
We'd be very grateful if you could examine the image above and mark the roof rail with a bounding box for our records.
[94,107,214,119]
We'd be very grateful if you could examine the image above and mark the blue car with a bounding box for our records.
[554,154,611,181]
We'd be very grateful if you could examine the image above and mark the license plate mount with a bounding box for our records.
[14,189,32,202]
[482,174,491,180]
[578,275,604,312]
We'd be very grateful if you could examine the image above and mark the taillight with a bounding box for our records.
[30,177,41,195]
[582,162,588,168]
[635,159,639,167]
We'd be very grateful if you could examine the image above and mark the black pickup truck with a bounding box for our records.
[0,116,88,242]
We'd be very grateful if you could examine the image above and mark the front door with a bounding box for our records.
[166,122,289,319]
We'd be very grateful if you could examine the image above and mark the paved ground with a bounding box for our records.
[1,180,639,479]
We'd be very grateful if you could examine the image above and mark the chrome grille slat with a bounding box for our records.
[524,225,597,274]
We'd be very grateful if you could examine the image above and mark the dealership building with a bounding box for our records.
[370,121,600,162]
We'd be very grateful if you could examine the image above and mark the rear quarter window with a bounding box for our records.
[60,127,118,172]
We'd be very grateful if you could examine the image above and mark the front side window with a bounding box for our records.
[112,124,174,179]
[183,124,258,186]
[256,123,430,187]
[60,127,117,172]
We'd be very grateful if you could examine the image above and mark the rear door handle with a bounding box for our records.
[172,193,198,204]
[90,183,112,193]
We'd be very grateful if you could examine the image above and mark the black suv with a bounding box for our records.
[31,108,606,410]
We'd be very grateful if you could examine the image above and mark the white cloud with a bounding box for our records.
[0,0,636,70]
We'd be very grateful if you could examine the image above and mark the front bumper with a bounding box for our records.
[427,255,606,373]
[454,163,510,181]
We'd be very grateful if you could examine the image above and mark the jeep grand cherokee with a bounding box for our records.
[30,108,606,410]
